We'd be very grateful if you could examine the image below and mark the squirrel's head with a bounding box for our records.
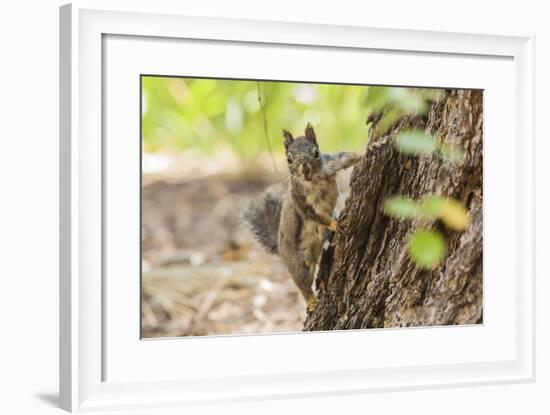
[282,123,322,182]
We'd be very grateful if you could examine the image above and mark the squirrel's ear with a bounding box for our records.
[305,122,317,144]
[282,129,294,150]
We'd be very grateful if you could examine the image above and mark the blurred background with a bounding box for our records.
[141,76,426,337]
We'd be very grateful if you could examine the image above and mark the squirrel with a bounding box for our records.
[243,123,361,311]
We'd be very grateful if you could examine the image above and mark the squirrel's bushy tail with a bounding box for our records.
[242,183,286,254]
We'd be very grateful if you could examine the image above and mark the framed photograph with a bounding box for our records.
[60,1,535,412]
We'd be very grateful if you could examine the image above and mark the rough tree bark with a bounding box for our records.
[305,89,483,330]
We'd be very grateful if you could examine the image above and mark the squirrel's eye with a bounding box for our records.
[287,154,292,164]
[313,148,320,158]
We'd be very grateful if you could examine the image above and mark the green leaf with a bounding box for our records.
[375,108,403,135]
[365,86,388,111]
[419,195,444,218]
[387,88,428,114]
[383,196,419,219]
[439,143,465,163]
[395,130,437,155]
[408,230,446,269]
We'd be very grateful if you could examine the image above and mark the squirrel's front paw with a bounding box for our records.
[306,295,319,312]
[328,219,350,238]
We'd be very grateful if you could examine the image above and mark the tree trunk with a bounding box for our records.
[305,89,483,330]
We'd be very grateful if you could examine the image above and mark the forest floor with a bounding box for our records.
[141,160,306,338]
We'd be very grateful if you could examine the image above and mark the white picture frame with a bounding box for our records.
[60,1,535,412]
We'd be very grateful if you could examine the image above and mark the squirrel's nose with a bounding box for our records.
[301,163,311,176]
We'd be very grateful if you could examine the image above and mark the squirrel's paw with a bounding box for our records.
[306,295,319,312]
[328,219,349,238]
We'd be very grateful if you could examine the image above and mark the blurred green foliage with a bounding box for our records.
[395,130,437,155]
[378,89,472,270]
[383,194,471,270]
[142,76,376,156]
[394,129,465,163]
[383,196,419,219]
[364,87,443,136]
[384,195,471,231]
[408,230,447,269]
